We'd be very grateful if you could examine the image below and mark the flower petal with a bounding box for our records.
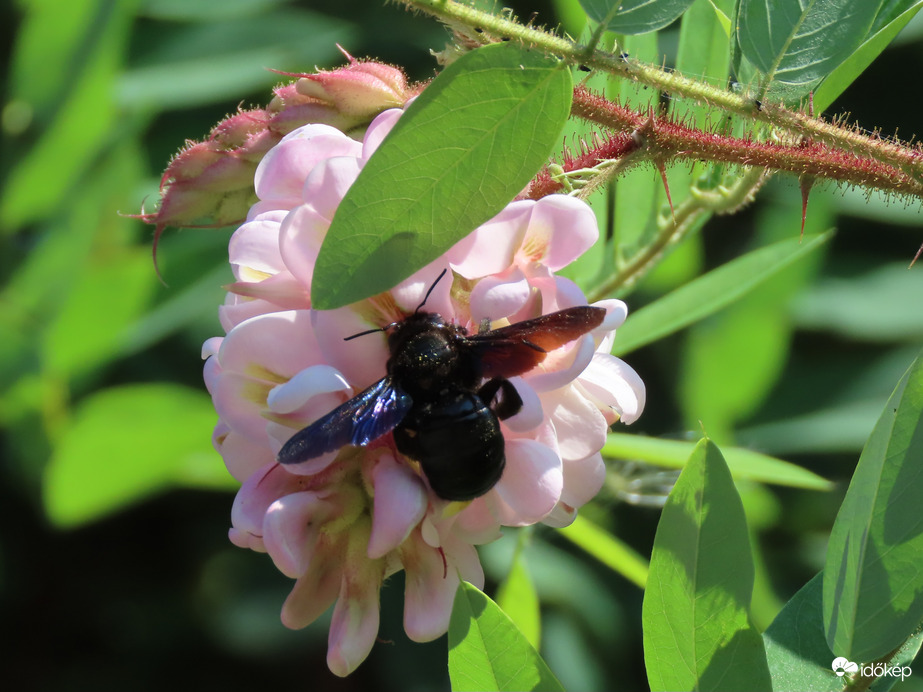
[281,547,344,628]
[401,532,458,642]
[263,491,331,577]
[368,455,428,559]
[493,439,562,525]
[468,267,530,323]
[302,155,362,221]
[255,125,361,207]
[545,386,608,461]
[528,195,599,270]
[326,556,383,677]
[578,353,647,424]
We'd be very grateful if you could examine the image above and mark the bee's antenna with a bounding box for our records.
[344,323,396,341]
[416,268,447,313]
[344,268,447,341]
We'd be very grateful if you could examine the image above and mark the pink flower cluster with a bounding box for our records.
[202,108,646,676]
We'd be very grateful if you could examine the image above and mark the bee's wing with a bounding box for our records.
[277,377,412,465]
[466,306,606,379]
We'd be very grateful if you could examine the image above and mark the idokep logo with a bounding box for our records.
[831,657,912,681]
[832,657,858,677]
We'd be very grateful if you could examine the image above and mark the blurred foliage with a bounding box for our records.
[2,0,923,690]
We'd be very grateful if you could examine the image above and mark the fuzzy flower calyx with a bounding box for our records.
[294,47,408,118]
[202,104,646,676]
[144,53,412,243]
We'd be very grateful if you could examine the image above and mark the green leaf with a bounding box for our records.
[496,549,542,650]
[814,1,923,111]
[43,384,232,527]
[311,41,573,309]
[678,189,830,441]
[579,0,697,34]
[118,12,351,111]
[448,581,564,692]
[1,0,134,230]
[611,232,833,356]
[642,439,771,691]
[736,0,880,101]
[41,248,156,380]
[763,573,843,692]
[603,432,833,490]
[557,513,649,587]
[765,571,923,692]
[793,262,923,341]
[823,349,923,661]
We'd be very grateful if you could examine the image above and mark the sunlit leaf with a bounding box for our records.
[557,514,649,587]
[448,581,564,692]
[43,384,230,527]
[823,349,923,661]
[311,41,573,309]
[496,550,542,649]
[642,439,771,691]
[678,191,830,441]
[41,249,156,380]
[603,432,832,490]
[612,232,833,356]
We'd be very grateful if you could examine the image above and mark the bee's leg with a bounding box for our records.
[478,378,523,420]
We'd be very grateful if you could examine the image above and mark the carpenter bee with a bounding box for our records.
[277,271,606,501]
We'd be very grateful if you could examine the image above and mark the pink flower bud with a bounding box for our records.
[144,48,415,246]
[294,47,408,118]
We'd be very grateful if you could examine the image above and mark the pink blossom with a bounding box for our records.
[203,106,645,675]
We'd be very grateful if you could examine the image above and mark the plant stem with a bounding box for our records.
[401,0,923,183]
[587,168,768,300]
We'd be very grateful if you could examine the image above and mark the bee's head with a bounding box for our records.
[343,268,450,345]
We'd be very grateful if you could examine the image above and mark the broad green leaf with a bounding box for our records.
[603,432,832,489]
[765,572,923,692]
[496,550,542,649]
[736,0,880,101]
[612,232,833,356]
[448,581,564,692]
[579,0,697,34]
[814,1,923,111]
[642,439,771,691]
[824,349,923,661]
[311,42,572,309]
[43,384,231,527]
[763,573,843,692]
[557,513,649,587]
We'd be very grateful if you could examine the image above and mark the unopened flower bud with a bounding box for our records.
[295,47,408,119]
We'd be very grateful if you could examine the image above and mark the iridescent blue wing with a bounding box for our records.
[277,377,412,465]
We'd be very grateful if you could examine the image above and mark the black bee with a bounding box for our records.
[277,272,606,500]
